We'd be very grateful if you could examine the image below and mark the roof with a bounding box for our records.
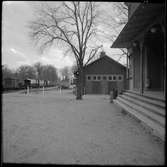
[73,54,126,76]
[111,3,165,48]
[84,55,126,69]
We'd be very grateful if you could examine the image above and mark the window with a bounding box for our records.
[97,76,101,80]
[108,76,112,80]
[103,76,107,80]
[118,75,123,81]
[87,76,91,80]
[113,75,116,81]
[93,76,97,80]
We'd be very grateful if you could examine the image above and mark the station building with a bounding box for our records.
[111,2,165,141]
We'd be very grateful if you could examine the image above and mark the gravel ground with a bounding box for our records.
[2,89,165,165]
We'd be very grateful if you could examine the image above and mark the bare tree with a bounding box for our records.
[60,66,70,80]
[2,65,16,79]
[33,62,43,80]
[42,64,58,82]
[96,2,128,63]
[16,65,36,80]
[29,1,101,100]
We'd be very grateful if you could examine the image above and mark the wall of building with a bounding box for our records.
[101,80,107,94]
[83,56,126,94]
[143,26,165,91]
[85,81,92,94]
[128,25,165,93]
[85,74,125,94]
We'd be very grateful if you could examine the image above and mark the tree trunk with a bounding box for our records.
[76,65,84,100]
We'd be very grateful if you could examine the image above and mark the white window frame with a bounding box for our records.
[87,75,91,81]
[93,76,97,81]
[112,75,117,81]
[86,74,123,81]
[117,75,123,81]
[108,75,112,81]
[97,75,101,81]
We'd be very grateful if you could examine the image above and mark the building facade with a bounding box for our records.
[83,51,126,95]
[111,2,165,140]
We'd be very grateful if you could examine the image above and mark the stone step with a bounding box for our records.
[117,97,165,127]
[114,99,165,141]
[120,94,165,117]
[127,90,165,102]
[124,91,165,109]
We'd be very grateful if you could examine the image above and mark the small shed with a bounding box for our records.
[84,51,126,94]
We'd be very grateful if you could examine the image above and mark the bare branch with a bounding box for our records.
[84,45,103,66]
[28,2,100,99]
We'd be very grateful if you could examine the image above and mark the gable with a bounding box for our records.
[84,56,126,75]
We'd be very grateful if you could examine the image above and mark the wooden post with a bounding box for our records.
[126,53,129,90]
[27,86,29,95]
[60,86,61,94]
[139,41,144,95]
[110,91,113,103]
[161,24,166,98]
[43,86,44,96]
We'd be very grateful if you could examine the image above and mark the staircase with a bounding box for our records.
[114,90,165,141]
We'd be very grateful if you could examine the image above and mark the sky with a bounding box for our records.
[2,1,127,71]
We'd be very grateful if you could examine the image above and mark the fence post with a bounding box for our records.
[43,86,44,96]
[27,86,29,95]
[60,86,61,94]
[110,91,113,103]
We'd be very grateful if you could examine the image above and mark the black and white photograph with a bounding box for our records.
[2,1,165,165]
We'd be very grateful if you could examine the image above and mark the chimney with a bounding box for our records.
[99,51,106,58]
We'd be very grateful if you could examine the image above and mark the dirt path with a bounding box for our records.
[2,90,164,165]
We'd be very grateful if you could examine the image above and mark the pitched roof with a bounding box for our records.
[111,3,164,48]
[84,55,126,69]
[73,53,126,76]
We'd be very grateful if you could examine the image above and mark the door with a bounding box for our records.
[145,25,164,91]
[92,81,101,94]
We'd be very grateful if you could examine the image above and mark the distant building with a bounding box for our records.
[83,51,126,94]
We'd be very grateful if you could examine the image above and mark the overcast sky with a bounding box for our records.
[2,1,126,70]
